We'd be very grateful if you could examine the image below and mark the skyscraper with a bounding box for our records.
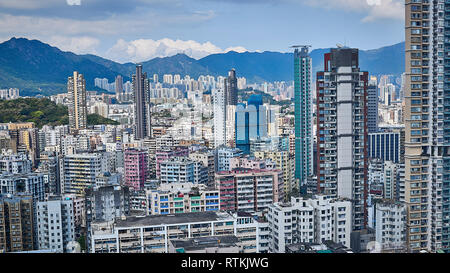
[367,78,378,133]
[115,75,123,100]
[294,46,313,186]
[225,69,238,106]
[235,94,267,154]
[67,71,87,134]
[316,48,369,231]
[133,65,151,140]
[213,88,227,148]
[405,1,445,252]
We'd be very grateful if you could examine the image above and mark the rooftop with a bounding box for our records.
[171,235,239,251]
[115,211,233,228]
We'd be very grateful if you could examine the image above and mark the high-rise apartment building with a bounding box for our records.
[405,0,445,252]
[115,75,124,101]
[189,151,216,187]
[159,157,207,185]
[215,147,243,172]
[133,65,151,140]
[294,46,313,186]
[0,194,34,253]
[316,48,369,231]
[213,88,227,148]
[37,196,75,253]
[124,148,149,191]
[67,71,87,134]
[85,185,130,222]
[215,168,284,212]
[61,153,109,196]
[84,184,130,248]
[254,150,295,199]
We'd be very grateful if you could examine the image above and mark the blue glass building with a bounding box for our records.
[235,94,267,154]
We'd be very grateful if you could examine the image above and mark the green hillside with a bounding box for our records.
[0,98,118,128]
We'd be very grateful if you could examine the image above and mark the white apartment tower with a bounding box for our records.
[37,196,75,252]
[213,88,227,148]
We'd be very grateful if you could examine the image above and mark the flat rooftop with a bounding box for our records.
[171,236,239,251]
[115,211,233,228]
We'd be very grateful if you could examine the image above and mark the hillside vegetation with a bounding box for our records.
[0,98,118,128]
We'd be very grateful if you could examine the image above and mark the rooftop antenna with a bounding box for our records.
[291,45,312,50]
[291,45,312,55]
[336,43,344,48]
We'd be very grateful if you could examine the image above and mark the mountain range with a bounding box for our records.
[0,37,405,96]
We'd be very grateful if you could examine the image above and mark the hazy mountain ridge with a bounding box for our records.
[0,37,405,96]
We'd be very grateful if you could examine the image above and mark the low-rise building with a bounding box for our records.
[89,211,265,253]
[267,195,352,253]
[159,157,207,185]
[148,183,219,215]
[368,200,407,252]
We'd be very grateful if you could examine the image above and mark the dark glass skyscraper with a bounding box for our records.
[225,68,238,106]
[133,65,150,140]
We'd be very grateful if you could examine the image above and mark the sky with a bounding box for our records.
[0,0,404,63]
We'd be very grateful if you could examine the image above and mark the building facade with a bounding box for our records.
[133,65,151,139]
[89,211,265,253]
[124,148,149,191]
[37,196,75,252]
[294,46,313,186]
[405,0,445,252]
[267,195,352,253]
[316,48,369,231]
[368,131,402,163]
[215,168,284,212]
[61,153,108,196]
[67,71,87,134]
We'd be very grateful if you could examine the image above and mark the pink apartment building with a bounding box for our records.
[124,148,149,191]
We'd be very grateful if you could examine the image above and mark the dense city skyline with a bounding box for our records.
[4,0,450,263]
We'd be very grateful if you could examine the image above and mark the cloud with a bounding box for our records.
[48,36,99,54]
[0,8,215,37]
[105,38,248,63]
[211,0,403,22]
[301,0,403,22]
[66,0,81,5]
[224,46,248,53]
[0,0,182,20]
[361,0,403,22]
